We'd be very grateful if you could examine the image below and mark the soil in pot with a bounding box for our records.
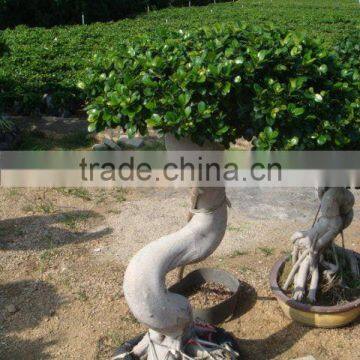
[184,281,234,308]
[279,254,360,307]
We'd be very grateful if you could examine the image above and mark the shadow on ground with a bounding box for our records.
[232,281,257,320]
[0,280,61,359]
[230,283,309,359]
[0,210,112,251]
[236,322,309,360]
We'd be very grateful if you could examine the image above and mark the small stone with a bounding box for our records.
[93,247,102,253]
[5,304,18,314]
[118,136,144,149]
[292,356,316,360]
[92,143,109,151]
[103,138,122,150]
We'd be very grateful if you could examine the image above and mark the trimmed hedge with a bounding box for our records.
[0,0,230,29]
[82,23,359,150]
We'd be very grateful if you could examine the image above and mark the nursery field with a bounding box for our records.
[0,0,359,115]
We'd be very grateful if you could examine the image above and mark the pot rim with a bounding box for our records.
[270,255,360,314]
[169,267,241,324]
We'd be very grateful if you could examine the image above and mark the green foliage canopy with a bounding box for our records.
[83,23,359,150]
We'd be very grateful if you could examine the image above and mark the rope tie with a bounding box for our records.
[190,195,231,215]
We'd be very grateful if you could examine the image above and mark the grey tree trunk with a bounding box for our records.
[123,135,228,359]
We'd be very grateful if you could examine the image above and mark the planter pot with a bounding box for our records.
[270,256,360,328]
[169,267,241,324]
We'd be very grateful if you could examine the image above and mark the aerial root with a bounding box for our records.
[284,249,310,290]
[283,188,356,303]
[284,243,360,303]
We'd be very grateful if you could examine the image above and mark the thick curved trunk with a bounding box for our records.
[123,135,227,359]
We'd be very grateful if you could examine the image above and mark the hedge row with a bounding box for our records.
[0,0,230,29]
[0,0,358,115]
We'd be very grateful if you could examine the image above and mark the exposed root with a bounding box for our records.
[113,323,239,360]
[284,249,310,290]
[284,188,356,303]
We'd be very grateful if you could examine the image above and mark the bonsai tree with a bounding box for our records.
[82,23,359,359]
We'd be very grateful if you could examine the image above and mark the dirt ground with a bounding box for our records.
[0,187,359,360]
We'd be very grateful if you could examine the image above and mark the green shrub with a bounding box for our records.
[0,0,358,116]
[82,23,359,150]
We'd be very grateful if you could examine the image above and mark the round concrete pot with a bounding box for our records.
[270,255,360,328]
[169,267,241,325]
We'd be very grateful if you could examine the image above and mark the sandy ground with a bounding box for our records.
[0,187,359,359]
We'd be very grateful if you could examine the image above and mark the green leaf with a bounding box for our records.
[225,47,234,57]
[318,64,328,74]
[292,107,305,116]
[271,108,279,119]
[178,93,191,107]
[184,106,192,118]
[257,50,267,61]
[234,75,241,83]
[88,123,97,133]
[317,135,327,145]
[77,81,85,90]
[264,126,275,138]
[216,126,229,136]
[128,47,136,57]
[150,113,161,124]
[142,74,156,87]
[314,94,323,102]
[222,82,231,95]
[290,45,302,56]
[198,101,206,113]
[165,112,177,123]
[289,137,299,147]
[144,100,156,110]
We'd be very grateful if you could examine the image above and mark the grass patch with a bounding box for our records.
[229,250,249,258]
[227,225,242,232]
[114,189,126,203]
[37,200,55,214]
[259,247,274,256]
[7,188,19,197]
[59,212,94,229]
[105,329,128,347]
[57,187,92,201]
[77,290,89,302]
[22,199,56,214]
[239,266,253,273]
[39,246,59,273]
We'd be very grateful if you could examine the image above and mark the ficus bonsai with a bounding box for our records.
[83,23,359,359]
